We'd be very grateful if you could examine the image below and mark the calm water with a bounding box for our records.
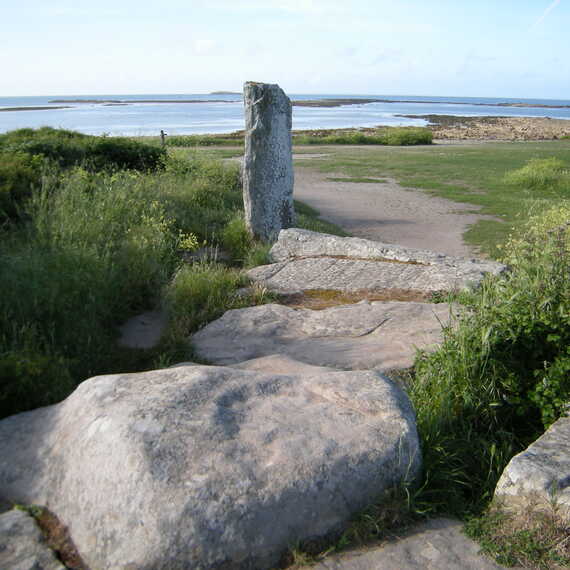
[1,93,569,136]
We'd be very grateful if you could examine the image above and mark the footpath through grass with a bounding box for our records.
[292,140,570,256]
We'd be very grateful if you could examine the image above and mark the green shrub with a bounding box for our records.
[164,263,246,336]
[504,157,570,194]
[0,127,166,172]
[0,347,74,418]
[221,215,253,262]
[0,151,44,221]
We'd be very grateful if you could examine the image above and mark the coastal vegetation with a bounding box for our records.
[1,128,569,567]
[163,126,433,148]
[0,128,339,419]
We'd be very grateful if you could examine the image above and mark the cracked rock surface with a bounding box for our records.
[192,301,452,372]
[248,229,505,295]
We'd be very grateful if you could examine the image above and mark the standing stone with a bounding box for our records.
[243,81,295,242]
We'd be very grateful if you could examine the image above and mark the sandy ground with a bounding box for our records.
[293,159,496,258]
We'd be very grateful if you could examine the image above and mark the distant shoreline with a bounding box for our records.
[41,97,570,110]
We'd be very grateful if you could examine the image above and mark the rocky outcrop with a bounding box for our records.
[0,363,420,569]
[0,509,65,570]
[247,229,505,295]
[243,82,295,242]
[494,413,570,517]
[192,301,452,372]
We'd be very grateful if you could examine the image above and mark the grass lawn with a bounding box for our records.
[299,141,570,256]
[197,139,570,256]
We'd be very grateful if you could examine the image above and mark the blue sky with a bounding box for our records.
[2,0,569,98]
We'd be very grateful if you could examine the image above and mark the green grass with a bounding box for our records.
[295,140,570,255]
[465,507,570,569]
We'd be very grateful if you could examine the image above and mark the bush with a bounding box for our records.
[504,158,570,194]
[0,151,44,221]
[0,127,166,172]
[0,347,74,418]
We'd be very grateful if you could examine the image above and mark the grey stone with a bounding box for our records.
[0,509,65,570]
[309,518,508,570]
[494,413,570,518]
[243,82,295,242]
[248,256,486,295]
[192,301,451,372]
[249,229,505,295]
[0,364,420,569]
[271,229,505,275]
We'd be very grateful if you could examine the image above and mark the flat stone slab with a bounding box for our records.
[0,509,65,570]
[0,364,420,569]
[192,301,451,372]
[494,413,570,518]
[247,229,505,295]
[309,518,507,570]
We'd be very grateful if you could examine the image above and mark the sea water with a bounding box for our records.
[1,93,569,136]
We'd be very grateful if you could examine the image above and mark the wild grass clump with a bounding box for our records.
[465,505,570,569]
[504,157,570,195]
[163,263,247,338]
[410,203,570,514]
[293,127,432,146]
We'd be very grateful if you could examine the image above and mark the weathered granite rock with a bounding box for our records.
[0,364,420,569]
[0,509,65,570]
[309,518,507,570]
[494,413,570,518]
[249,257,485,295]
[248,229,505,295]
[243,82,295,242]
[192,301,451,371]
[271,229,505,274]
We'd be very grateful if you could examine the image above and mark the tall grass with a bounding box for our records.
[0,148,246,418]
[410,203,570,514]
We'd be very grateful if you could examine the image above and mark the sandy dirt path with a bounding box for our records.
[293,157,496,258]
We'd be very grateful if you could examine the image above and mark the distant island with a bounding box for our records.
[210,91,241,95]
[0,105,71,112]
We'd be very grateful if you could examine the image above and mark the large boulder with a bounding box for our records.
[0,509,65,570]
[494,413,570,518]
[247,229,505,295]
[0,364,421,569]
[192,301,452,372]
